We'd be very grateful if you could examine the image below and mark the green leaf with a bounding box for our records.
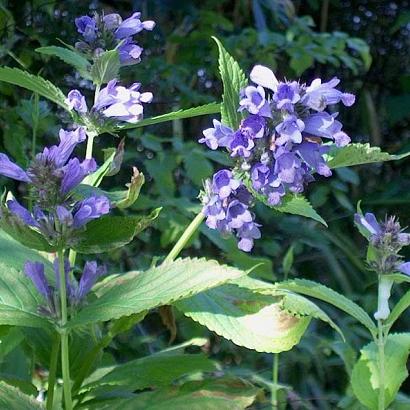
[36,46,91,79]
[72,210,161,254]
[111,103,221,132]
[0,201,54,252]
[183,152,213,186]
[351,333,410,409]
[91,49,120,85]
[109,168,145,209]
[273,279,377,335]
[280,292,345,341]
[80,353,219,395]
[79,378,259,410]
[385,289,410,331]
[327,143,410,169]
[175,282,310,353]
[0,382,44,409]
[68,257,247,328]
[0,67,69,110]
[212,37,247,129]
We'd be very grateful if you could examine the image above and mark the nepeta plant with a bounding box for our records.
[0,8,409,410]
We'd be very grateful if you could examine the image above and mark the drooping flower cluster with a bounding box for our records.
[354,212,410,275]
[199,65,355,251]
[201,170,261,252]
[0,127,110,247]
[75,12,155,66]
[66,80,153,124]
[24,258,106,316]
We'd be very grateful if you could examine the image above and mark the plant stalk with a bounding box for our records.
[163,211,205,263]
[46,335,60,410]
[272,353,279,409]
[58,249,73,410]
[377,319,385,409]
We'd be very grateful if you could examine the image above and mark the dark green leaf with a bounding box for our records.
[0,382,44,409]
[91,49,120,86]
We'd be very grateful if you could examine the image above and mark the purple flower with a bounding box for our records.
[118,38,144,66]
[226,200,253,229]
[301,78,355,112]
[275,115,305,145]
[303,112,350,147]
[203,195,225,229]
[211,169,240,199]
[24,261,52,301]
[237,222,261,252]
[56,205,74,226]
[229,130,255,158]
[239,86,272,118]
[249,65,278,91]
[273,81,301,111]
[295,141,332,177]
[60,158,97,194]
[274,148,303,184]
[240,115,265,140]
[75,16,97,42]
[115,12,155,39]
[251,163,270,191]
[0,153,30,182]
[66,90,88,114]
[199,119,234,150]
[399,262,410,275]
[354,212,381,237]
[94,80,153,123]
[102,13,122,31]
[7,200,39,227]
[75,261,107,300]
[73,196,110,228]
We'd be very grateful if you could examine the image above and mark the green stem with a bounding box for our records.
[85,132,96,160]
[58,249,73,410]
[46,335,60,410]
[272,353,279,409]
[163,212,205,263]
[377,319,386,410]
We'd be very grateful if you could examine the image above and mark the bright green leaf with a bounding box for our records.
[91,49,120,86]
[0,382,44,409]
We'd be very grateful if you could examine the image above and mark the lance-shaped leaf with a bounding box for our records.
[77,377,259,410]
[175,282,310,353]
[72,209,161,254]
[0,382,44,410]
[67,258,247,328]
[327,143,410,169]
[36,46,92,79]
[109,102,221,132]
[213,37,247,129]
[91,49,120,86]
[351,333,410,409]
[0,67,69,110]
[0,231,53,330]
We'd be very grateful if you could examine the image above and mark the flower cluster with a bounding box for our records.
[199,65,355,251]
[0,127,110,247]
[66,80,153,124]
[75,12,155,66]
[24,258,106,316]
[355,212,410,275]
[202,170,261,252]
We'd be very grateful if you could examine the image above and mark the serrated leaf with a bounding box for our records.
[212,37,247,129]
[110,103,221,132]
[273,279,377,335]
[351,333,410,409]
[175,282,310,353]
[67,258,247,328]
[80,353,219,395]
[0,382,44,409]
[80,377,259,410]
[72,210,161,254]
[110,168,144,209]
[280,292,345,341]
[327,143,410,169]
[0,67,69,110]
[36,46,91,79]
[0,232,52,330]
[91,50,120,85]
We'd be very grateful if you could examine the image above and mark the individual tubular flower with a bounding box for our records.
[66,90,88,113]
[199,64,356,251]
[93,80,153,123]
[75,11,155,66]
